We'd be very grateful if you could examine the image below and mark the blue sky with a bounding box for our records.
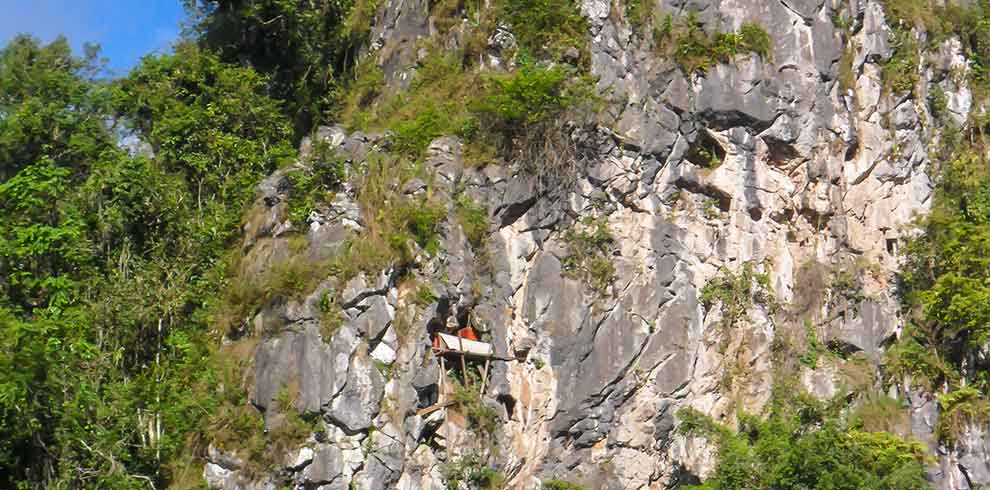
[0,1,187,76]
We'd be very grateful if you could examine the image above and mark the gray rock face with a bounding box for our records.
[205,0,990,488]
[327,352,385,433]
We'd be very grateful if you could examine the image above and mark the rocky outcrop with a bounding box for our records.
[205,0,990,489]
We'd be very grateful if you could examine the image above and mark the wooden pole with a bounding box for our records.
[457,335,469,386]
[479,358,491,395]
[439,355,446,403]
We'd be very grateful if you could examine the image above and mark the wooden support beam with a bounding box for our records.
[416,401,455,417]
[432,348,520,362]
[479,358,491,395]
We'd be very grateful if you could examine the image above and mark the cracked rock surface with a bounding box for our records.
[204,0,990,489]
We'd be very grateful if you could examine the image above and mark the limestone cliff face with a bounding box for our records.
[203,1,990,489]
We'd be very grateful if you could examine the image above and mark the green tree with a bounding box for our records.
[894,146,990,393]
[0,35,296,489]
[184,0,377,136]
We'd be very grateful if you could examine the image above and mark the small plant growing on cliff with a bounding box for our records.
[286,139,348,224]
[452,383,500,438]
[319,291,344,341]
[542,480,586,490]
[881,29,919,95]
[936,386,990,443]
[442,453,506,490]
[456,195,491,248]
[669,14,773,73]
[702,197,721,220]
[700,261,775,329]
[929,85,948,119]
[624,0,655,30]
[496,0,589,62]
[561,215,617,294]
[263,256,324,305]
[797,319,825,368]
[268,383,318,466]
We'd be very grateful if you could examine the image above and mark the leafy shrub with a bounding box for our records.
[472,59,591,133]
[496,0,589,61]
[701,261,775,328]
[895,148,990,403]
[442,453,505,490]
[543,480,586,490]
[853,393,910,434]
[394,198,447,255]
[0,35,298,488]
[797,319,825,368]
[561,215,616,294]
[318,291,344,341]
[927,87,949,123]
[671,15,773,73]
[737,23,772,57]
[624,0,655,30]
[287,141,348,224]
[456,196,491,248]
[677,394,930,490]
[452,383,500,438]
[389,103,465,156]
[186,0,381,136]
[881,30,919,95]
[344,50,480,157]
[263,257,323,303]
[340,58,386,128]
[936,386,990,442]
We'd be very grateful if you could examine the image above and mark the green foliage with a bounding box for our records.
[0,34,296,489]
[797,320,825,368]
[451,383,500,438]
[624,0,655,30]
[318,291,344,340]
[894,148,990,399]
[876,0,990,104]
[339,58,386,129]
[935,386,990,442]
[263,256,325,303]
[561,215,616,294]
[184,0,382,136]
[442,453,506,490]
[344,51,480,157]
[456,196,491,249]
[702,197,721,219]
[670,15,773,74]
[677,393,930,490]
[414,284,438,306]
[473,60,590,134]
[287,140,348,224]
[313,155,449,279]
[395,198,447,255]
[496,0,589,61]
[929,85,949,119]
[542,480,586,490]
[114,43,295,204]
[345,49,594,161]
[830,261,867,307]
[852,393,910,434]
[701,261,775,329]
[881,30,919,95]
[882,326,958,392]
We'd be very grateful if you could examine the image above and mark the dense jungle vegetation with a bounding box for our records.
[2,0,990,489]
